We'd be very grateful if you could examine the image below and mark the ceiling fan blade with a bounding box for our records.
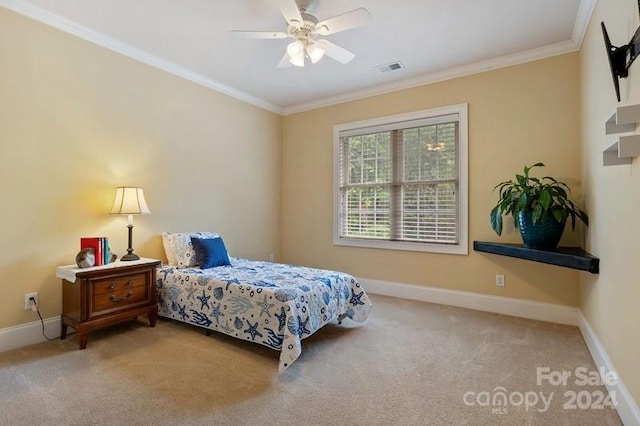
[315,8,371,36]
[277,52,293,68]
[317,40,355,64]
[276,0,303,25]
[230,30,289,39]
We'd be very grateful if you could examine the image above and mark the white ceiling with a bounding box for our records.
[2,0,594,114]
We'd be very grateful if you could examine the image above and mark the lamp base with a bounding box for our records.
[120,253,140,261]
[121,223,140,261]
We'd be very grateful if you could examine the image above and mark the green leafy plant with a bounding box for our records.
[490,163,589,235]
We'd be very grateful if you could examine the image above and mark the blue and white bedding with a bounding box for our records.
[156,258,372,371]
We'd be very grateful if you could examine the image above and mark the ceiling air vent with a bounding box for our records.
[376,61,405,73]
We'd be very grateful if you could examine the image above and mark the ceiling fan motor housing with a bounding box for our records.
[288,13,322,43]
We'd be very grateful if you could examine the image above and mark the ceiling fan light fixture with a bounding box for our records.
[289,54,305,67]
[287,40,305,58]
[307,43,325,63]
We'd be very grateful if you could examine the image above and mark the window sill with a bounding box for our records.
[335,237,468,255]
[333,237,469,255]
[473,241,599,274]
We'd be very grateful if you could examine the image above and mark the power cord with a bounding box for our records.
[30,297,74,341]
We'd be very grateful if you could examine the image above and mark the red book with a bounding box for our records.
[81,237,103,266]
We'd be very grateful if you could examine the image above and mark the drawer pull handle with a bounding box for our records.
[109,283,117,290]
[127,280,134,287]
[110,291,133,302]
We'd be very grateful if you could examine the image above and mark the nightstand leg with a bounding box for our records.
[78,333,88,350]
[60,322,68,340]
[148,308,158,328]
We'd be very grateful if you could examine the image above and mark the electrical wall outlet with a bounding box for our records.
[24,292,38,311]
[495,274,505,287]
[269,254,274,262]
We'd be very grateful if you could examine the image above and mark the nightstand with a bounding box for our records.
[56,258,161,349]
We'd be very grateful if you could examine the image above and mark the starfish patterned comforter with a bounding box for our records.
[156,258,372,371]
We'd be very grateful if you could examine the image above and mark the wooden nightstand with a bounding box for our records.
[56,258,161,349]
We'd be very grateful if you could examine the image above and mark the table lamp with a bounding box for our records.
[109,187,150,261]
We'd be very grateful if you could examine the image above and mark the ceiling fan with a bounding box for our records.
[231,0,371,68]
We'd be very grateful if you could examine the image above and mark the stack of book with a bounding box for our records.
[80,237,111,266]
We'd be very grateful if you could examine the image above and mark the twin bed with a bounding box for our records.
[156,232,372,371]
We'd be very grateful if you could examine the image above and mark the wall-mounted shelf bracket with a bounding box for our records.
[603,135,640,166]
[605,104,640,134]
[603,104,640,166]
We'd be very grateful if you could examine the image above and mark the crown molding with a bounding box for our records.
[572,0,597,49]
[283,39,579,115]
[0,0,283,115]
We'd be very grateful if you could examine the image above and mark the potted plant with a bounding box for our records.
[489,163,589,250]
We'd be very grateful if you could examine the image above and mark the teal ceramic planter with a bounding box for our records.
[517,210,566,250]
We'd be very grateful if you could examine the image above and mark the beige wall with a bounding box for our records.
[580,0,640,405]
[282,53,584,306]
[0,8,282,329]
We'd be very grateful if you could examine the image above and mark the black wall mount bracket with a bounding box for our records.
[602,1,640,102]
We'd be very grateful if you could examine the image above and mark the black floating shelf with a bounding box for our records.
[473,241,599,274]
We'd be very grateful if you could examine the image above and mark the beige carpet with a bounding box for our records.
[0,295,621,425]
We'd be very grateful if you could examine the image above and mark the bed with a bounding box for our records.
[156,232,372,371]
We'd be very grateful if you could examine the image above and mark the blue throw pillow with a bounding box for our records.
[190,237,231,269]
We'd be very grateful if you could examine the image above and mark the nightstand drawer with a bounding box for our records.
[91,282,150,314]
[88,271,152,318]
[92,272,147,296]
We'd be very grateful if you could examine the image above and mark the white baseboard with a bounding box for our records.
[360,277,579,326]
[0,316,61,353]
[578,312,640,426]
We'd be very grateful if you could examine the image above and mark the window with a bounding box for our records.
[333,104,468,254]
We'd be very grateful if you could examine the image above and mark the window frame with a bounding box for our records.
[333,103,468,255]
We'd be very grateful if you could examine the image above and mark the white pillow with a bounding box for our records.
[162,232,219,268]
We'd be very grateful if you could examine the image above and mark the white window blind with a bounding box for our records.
[334,104,468,254]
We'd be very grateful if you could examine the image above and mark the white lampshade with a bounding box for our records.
[287,40,306,67]
[307,43,325,63]
[110,187,151,215]
[289,55,305,67]
[287,40,304,58]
